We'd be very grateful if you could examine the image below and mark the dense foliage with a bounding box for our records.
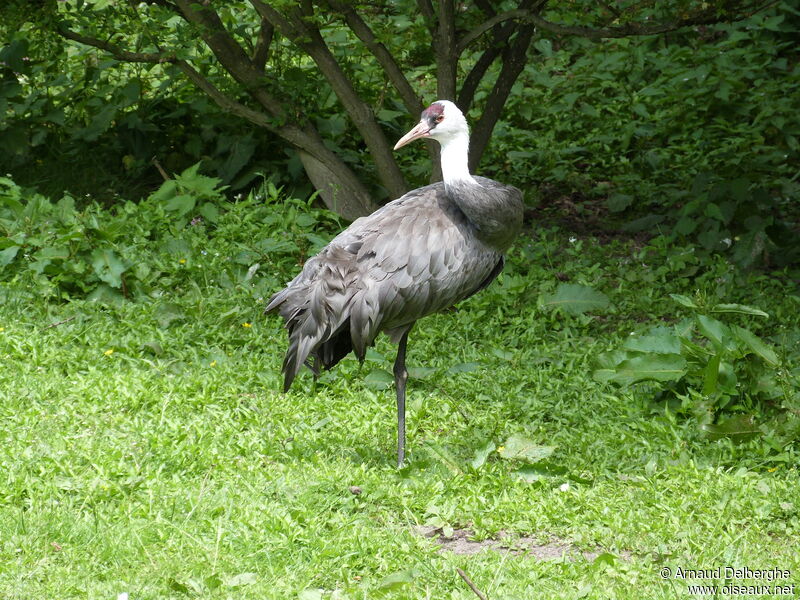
[2,0,797,263]
[0,167,339,302]
[494,8,800,268]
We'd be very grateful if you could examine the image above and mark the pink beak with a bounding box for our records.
[394,121,431,150]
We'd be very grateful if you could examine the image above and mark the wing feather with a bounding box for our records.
[267,182,505,389]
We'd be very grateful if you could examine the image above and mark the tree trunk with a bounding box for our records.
[298,151,379,220]
[469,23,535,171]
[435,0,458,101]
[251,1,409,200]
[175,0,378,217]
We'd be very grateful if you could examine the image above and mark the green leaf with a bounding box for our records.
[516,461,566,481]
[673,318,695,339]
[141,342,164,356]
[377,108,404,121]
[606,193,633,213]
[446,361,480,374]
[592,349,628,383]
[702,353,721,396]
[498,434,555,463]
[0,195,24,217]
[224,572,257,588]
[377,569,417,591]
[118,80,140,105]
[0,39,29,72]
[179,162,200,180]
[622,332,681,354]
[515,463,593,484]
[165,194,196,216]
[162,237,191,257]
[303,233,330,253]
[167,578,190,594]
[621,214,664,232]
[491,347,515,361]
[710,303,769,318]
[731,325,780,366]
[298,589,323,600]
[364,348,386,362]
[198,202,220,223]
[470,440,496,470]
[675,216,698,235]
[219,134,255,184]
[425,441,463,473]
[702,415,760,441]
[86,284,125,305]
[669,293,698,309]
[155,303,186,329]
[516,464,560,483]
[91,248,127,288]
[540,283,611,315]
[0,245,20,267]
[363,369,393,390]
[696,315,732,350]
[36,246,69,261]
[607,354,687,385]
[204,574,222,591]
[407,366,436,380]
[150,179,178,203]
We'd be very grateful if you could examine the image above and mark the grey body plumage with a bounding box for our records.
[266,100,523,465]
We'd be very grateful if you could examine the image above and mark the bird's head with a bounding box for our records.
[394,100,469,150]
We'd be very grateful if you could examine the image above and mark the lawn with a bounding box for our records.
[1,191,798,599]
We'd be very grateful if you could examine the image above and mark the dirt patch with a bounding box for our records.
[415,526,630,562]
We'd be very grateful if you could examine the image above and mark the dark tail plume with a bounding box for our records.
[267,282,356,392]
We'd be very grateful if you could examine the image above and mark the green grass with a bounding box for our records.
[1,207,799,599]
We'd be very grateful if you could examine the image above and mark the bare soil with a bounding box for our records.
[415,526,631,562]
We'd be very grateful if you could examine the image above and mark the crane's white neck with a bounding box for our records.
[439,132,477,186]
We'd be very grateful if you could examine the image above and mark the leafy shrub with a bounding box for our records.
[0,34,298,202]
[0,165,340,302]
[488,2,800,267]
[594,294,794,438]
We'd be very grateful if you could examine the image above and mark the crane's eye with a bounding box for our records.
[435,115,444,123]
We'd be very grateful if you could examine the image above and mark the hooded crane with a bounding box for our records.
[267,100,523,466]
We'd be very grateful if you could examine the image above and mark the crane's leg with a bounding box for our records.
[394,325,413,468]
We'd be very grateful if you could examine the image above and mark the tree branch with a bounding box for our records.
[299,0,314,17]
[326,0,422,116]
[469,20,535,170]
[175,60,275,128]
[173,0,286,117]
[458,0,540,113]
[251,0,408,199]
[416,0,436,31]
[456,568,488,600]
[474,0,498,18]
[435,0,457,100]
[58,28,175,63]
[57,22,274,130]
[457,8,529,54]
[58,6,377,218]
[177,59,377,218]
[458,46,501,113]
[252,18,274,71]
[525,2,774,39]
[459,1,772,45]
